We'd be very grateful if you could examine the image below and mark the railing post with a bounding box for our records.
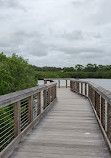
[48,88,51,105]
[85,83,87,96]
[88,85,90,99]
[44,80,47,84]
[14,101,21,137]
[72,82,74,91]
[66,80,67,88]
[43,89,46,110]
[58,80,60,88]
[37,92,41,115]
[101,97,105,130]
[92,90,95,107]
[95,92,100,119]
[70,80,72,89]
[107,103,111,142]
[81,83,83,94]
[28,96,33,123]
[55,85,57,99]
[53,87,55,100]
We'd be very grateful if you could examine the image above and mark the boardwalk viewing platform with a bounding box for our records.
[0,79,111,158]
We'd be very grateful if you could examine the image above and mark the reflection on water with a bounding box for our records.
[38,79,111,92]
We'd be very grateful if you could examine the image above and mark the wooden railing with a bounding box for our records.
[0,82,57,157]
[1,78,111,156]
[44,78,72,88]
[70,79,111,151]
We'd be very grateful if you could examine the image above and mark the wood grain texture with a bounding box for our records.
[9,88,111,158]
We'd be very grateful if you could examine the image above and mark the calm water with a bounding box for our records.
[38,79,111,92]
[81,79,111,92]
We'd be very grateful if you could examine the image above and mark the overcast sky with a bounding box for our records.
[0,0,111,67]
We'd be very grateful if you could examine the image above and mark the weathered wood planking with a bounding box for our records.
[9,88,111,158]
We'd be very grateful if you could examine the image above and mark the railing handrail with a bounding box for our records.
[70,79,111,105]
[0,82,57,108]
[44,78,72,80]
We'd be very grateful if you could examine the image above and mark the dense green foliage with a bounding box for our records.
[0,53,37,95]
[34,71,111,80]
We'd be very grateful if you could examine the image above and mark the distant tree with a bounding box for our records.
[84,64,98,72]
[75,64,84,71]
[63,67,75,72]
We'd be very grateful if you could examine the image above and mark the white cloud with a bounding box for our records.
[0,0,111,67]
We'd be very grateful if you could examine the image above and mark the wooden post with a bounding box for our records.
[81,83,83,94]
[85,83,87,96]
[58,80,60,88]
[101,97,105,129]
[48,88,51,105]
[74,82,76,91]
[77,82,79,93]
[66,80,67,88]
[37,92,41,115]
[70,80,72,89]
[44,80,47,84]
[55,85,57,99]
[53,85,57,99]
[107,103,111,142]
[88,85,90,99]
[28,96,33,123]
[14,101,21,137]
[95,92,100,119]
[92,90,95,108]
[43,90,46,110]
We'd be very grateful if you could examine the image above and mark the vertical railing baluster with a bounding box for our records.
[43,89,46,110]
[44,80,47,84]
[77,82,79,93]
[88,85,90,99]
[101,97,105,130]
[66,80,67,88]
[95,92,100,118]
[107,103,111,142]
[54,85,56,99]
[81,83,83,94]
[58,80,60,88]
[85,83,87,96]
[48,88,51,105]
[70,80,72,89]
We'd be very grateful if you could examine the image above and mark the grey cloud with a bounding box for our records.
[13,31,48,57]
[53,46,103,55]
[23,41,49,57]
[62,31,83,41]
[71,0,92,6]
[0,0,26,11]
[0,0,19,7]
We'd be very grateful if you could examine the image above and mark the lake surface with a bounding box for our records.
[38,79,111,92]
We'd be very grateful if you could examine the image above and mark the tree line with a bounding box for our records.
[31,64,111,72]
[0,52,111,95]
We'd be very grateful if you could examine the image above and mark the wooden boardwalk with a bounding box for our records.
[9,88,111,158]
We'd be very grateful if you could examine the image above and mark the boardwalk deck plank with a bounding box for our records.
[9,88,111,158]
